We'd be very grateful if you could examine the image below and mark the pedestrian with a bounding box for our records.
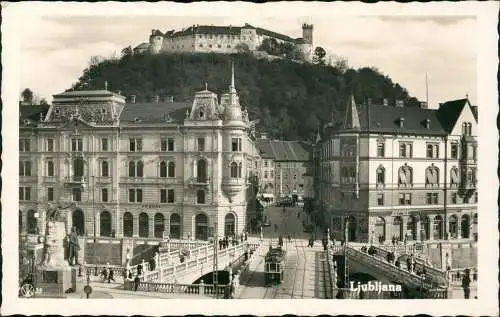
[395,259,401,269]
[462,268,471,299]
[149,256,156,272]
[219,238,222,250]
[137,261,143,276]
[287,234,291,242]
[134,274,140,291]
[406,257,412,272]
[108,269,115,283]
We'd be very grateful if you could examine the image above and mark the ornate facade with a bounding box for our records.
[19,65,260,240]
[134,23,314,62]
[313,96,478,243]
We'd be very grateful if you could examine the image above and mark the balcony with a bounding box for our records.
[187,176,211,188]
[221,177,245,200]
[64,175,87,186]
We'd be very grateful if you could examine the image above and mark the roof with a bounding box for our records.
[134,43,150,50]
[20,104,50,123]
[435,98,470,133]
[119,101,191,123]
[255,139,310,161]
[54,89,122,98]
[162,24,297,43]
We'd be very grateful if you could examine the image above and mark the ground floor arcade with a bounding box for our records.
[329,209,478,243]
[19,203,248,241]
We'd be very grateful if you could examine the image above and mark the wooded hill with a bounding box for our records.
[70,52,419,141]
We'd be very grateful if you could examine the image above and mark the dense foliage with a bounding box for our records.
[70,52,418,141]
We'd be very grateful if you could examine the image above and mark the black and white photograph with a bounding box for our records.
[1,1,498,316]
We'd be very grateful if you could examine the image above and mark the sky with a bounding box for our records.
[14,4,478,108]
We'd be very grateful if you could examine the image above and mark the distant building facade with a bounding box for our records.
[19,66,260,240]
[255,135,311,200]
[313,97,478,243]
[134,23,314,62]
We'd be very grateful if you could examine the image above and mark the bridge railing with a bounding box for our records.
[334,287,448,299]
[369,245,447,285]
[160,243,259,282]
[345,246,431,288]
[449,268,478,285]
[124,280,230,297]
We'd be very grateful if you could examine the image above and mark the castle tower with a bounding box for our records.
[149,29,164,54]
[302,23,314,45]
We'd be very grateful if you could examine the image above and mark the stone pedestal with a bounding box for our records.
[35,221,84,298]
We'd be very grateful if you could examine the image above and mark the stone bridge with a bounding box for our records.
[330,245,447,289]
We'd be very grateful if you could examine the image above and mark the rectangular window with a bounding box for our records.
[167,189,175,203]
[474,192,478,203]
[136,189,143,202]
[405,193,412,205]
[231,138,242,152]
[47,187,54,201]
[264,161,268,167]
[217,44,222,48]
[450,143,458,159]
[264,171,268,179]
[432,193,438,204]
[209,44,213,48]
[270,171,274,178]
[20,138,31,152]
[451,192,457,204]
[25,187,31,200]
[426,143,439,158]
[426,193,432,204]
[129,189,135,202]
[197,137,205,152]
[129,138,143,152]
[160,189,167,203]
[377,141,385,157]
[101,138,109,151]
[399,193,411,205]
[72,188,81,202]
[168,138,175,151]
[399,142,412,158]
[47,139,54,152]
[377,193,384,206]
[129,189,142,203]
[101,188,108,202]
[399,193,405,205]
[161,139,167,152]
[199,44,203,48]
[71,138,83,152]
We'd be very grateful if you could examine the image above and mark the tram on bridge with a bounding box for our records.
[264,246,286,285]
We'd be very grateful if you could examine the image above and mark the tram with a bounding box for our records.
[264,246,286,285]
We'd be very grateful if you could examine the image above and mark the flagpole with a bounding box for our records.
[425,73,429,106]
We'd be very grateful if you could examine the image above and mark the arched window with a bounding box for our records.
[154,213,165,238]
[27,210,37,234]
[47,161,54,177]
[137,161,144,177]
[467,123,472,136]
[100,210,112,237]
[128,161,136,177]
[406,215,417,240]
[433,215,443,240]
[449,215,458,238]
[160,161,167,177]
[170,213,181,239]
[461,214,470,239]
[72,208,85,235]
[392,216,403,240]
[123,212,133,237]
[195,213,208,241]
[230,162,238,178]
[462,122,467,135]
[374,217,385,241]
[376,166,385,186]
[224,213,236,236]
[73,158,84,178]
[139,212,149,237]
[196,190,205,204]
[238,162,243,178]
[101,161,109,177]
[167,162,175,177]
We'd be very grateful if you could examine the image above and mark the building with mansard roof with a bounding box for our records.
[19,65,261,241]
[136,23,314,61]
[313,96,478,243]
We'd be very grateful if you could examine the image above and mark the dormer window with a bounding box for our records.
[424,118,431,129]
[399,117,405,128]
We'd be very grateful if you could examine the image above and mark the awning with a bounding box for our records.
[262,193,274,199]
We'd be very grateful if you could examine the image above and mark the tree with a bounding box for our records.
[331,55,349,74]
[21,88,33,103]
[313,46,327,65]
[121,46,133,58]
[235,43,250,55]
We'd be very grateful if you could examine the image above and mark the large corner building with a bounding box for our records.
[313,97,478,243]
[19,66,260,240]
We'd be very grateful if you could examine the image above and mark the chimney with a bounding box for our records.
[399,117,405,128]
[383,98,388,106]
[424,118,431,129]
[396,99,404,107]
[420,101,428,109]
[165,96,174,102]
[131,95,136,104]
[155,95,160,103]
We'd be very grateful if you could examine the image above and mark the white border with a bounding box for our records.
[1,1,498,315]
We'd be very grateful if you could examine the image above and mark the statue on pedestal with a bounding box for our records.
[68,226,80,266]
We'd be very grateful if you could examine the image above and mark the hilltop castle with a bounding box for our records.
[133,23,314,61]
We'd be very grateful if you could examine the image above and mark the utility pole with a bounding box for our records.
[213,221,218,299]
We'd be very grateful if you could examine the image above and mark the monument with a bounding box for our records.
[35,203,83,297]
